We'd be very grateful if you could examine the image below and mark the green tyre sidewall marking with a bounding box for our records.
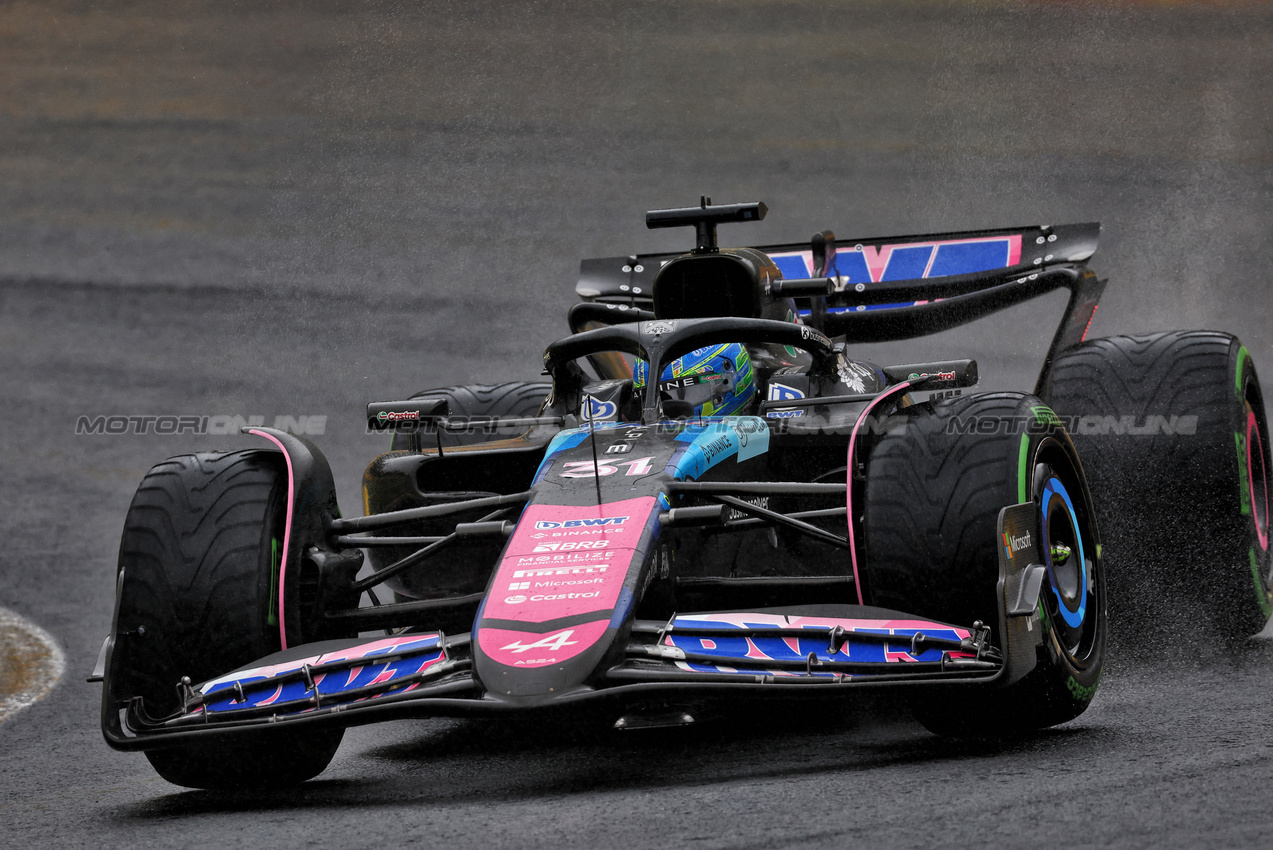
[267,536,280,627]
[1252,548,1272,619]
[1017,432,1030,505]
[1021,404,1061,504]
[1235,345,1248,400]
[1235,344,1269,617]
[1236,432,1252,516]
[1066,670,1100,703]
[1235,345,1252,517]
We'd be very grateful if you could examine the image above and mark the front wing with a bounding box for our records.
[102,536,1045,752]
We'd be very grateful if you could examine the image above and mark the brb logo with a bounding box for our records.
[534,516,629,529]
[531,540,609,553]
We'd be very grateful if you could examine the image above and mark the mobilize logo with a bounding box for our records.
[500,630,578,654]
[515,551,615,565]
[1003,530,1032,559]
[534,516,629,529]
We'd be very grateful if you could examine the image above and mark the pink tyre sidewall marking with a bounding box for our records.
[247,429,296,649]
[1247,409,1269,552]
[846,381,913,606]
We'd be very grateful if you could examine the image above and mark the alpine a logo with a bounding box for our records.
[500,630,578,654]
[534,516,629,529]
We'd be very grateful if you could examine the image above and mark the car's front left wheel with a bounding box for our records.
[862,392,1105,737]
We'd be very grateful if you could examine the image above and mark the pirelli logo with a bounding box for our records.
[511,566,610,579]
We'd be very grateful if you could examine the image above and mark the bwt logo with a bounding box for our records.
[534,516,629,529]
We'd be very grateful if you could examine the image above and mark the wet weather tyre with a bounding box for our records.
[110,451,342,789]
[389,381,552,451]
[861,392,1105,736]
[1045,332,1272,645]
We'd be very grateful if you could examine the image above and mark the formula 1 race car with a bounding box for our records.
[93,200,1271,789]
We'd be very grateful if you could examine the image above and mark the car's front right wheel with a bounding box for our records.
[109,451,343,789]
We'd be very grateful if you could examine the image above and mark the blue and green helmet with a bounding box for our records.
[633,342,756,417]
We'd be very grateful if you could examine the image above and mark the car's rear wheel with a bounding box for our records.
[862,392,1105,736]
[110,451,343,789]
[389,381,551,451]
[1044,331,1271,647]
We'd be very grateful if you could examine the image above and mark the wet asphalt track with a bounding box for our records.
[2,2,1273,847]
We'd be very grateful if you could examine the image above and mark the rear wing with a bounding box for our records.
[578,222,1098,309]
[574,221,1104,395]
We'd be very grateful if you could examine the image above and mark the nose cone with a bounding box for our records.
[472,496,660,701]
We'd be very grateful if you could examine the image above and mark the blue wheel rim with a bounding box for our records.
[1042,476,1088,630]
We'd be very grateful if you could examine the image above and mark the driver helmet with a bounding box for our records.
[633,342,756,417]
